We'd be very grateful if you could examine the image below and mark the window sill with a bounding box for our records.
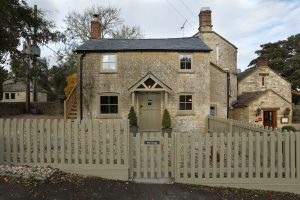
[177,70,195,74]
[176,111,195,116]
[99,71,118,74]
[96,114,121,119]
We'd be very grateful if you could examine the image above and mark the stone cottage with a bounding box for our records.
[231,56,292,128]
[1,79,47,102]
[68,7,238,133]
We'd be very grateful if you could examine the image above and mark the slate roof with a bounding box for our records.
[237,66,256,82]
[232,91,267,108]
[75,37,211,52]
[3,79,47,93]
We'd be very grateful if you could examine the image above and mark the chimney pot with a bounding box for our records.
[256,56,268,67]
[199,7,212,32]
[90,14,101,39]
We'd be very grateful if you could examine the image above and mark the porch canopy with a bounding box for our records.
[128,72,172,93]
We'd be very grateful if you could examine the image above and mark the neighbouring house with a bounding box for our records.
[1,79,48,102]
[231,56,293,128]
[64,7,238,133]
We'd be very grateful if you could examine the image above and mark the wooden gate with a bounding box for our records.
[130,132,175,182]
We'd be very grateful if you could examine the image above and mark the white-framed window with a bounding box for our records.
[101,54,117,72]
[179,54,192,70]
[179,95,193,110]
[100,95,118,114]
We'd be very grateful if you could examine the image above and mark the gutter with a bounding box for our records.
[79,52,86,121]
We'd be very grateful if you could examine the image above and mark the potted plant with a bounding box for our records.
[128,106,138,136]
[162,109,172,137]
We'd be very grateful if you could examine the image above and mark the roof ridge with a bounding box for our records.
[89,37,198,41]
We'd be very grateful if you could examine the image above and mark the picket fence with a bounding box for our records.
[0,118,300,189]
[0,118,129,180]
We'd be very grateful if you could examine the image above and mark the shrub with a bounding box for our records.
[162,109,171,128]
[282,125,296,132]
[128,106,137,126]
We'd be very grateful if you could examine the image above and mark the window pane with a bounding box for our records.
[180,62,185,69]
[5,93,9,99]
[100,96,109,104]
[109,55,116,62]
[210,106,216,116]
[186,95,192,102]
[110,96,118,104]
[110,105,118,113]
[185,62,191,69]
[11,93,15,99]
[179,103,185,110]
[186,103,192,110]
[179,95,185,102]
[100,105,109,113]
[102,55,110,62]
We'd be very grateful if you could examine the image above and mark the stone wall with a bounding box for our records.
[79,51,211,132]
[210,63,227,118]
[0,102,63,116]
[230,107,249,122]
[196,31,238,106]
[238,66,292,101]
[2,92,47,102]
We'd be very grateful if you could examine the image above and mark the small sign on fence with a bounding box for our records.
[144,141,160,145]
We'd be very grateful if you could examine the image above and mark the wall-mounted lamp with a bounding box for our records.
[284,107,290,117]
[255,107,261,116]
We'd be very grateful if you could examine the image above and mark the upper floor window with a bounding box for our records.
[210,105,217,116]
[179,54,192,70]
[179,95,192,110]
[101,54,117,72]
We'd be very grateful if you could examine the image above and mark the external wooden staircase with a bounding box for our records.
[64,83,77,120]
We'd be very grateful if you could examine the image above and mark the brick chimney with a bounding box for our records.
[199,7,212,32]
[256,56,268,67]
[90,14,101,39]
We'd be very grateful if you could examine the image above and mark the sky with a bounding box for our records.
[27,0,300,71]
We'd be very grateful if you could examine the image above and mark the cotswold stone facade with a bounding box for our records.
[79,51,211,132]
[232,57,292,128]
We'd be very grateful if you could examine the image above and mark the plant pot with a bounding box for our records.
[162,128,172,138]
[130,126,138,136]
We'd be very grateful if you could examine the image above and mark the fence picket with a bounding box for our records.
[74,121,79,164]
[263,132,268,178]
[183,134,188,179]
[248,131,253,178]
[143,133,148,178]
[290,132,295,179]
[198,133,202,179]
[12,119,17,164]
[150,133,155,178]
[46,119,51,163]
[67,120,72,164]
[0,119,3,164]
[87,120,93,164]
[136,133,141,178]
[234,132,239,178]
[32,119,38,163]
[191,133,195,179]
[212,132,217,178]
[157,132,161,178]
[255,132,261,178]
[115,120,121,165]
[39,119,45,163]
[5,119,11,164]
[270,131,275,178]
[164,132,169,178]
[93,120,100,165]
[296,133,300,179]
[285,132,290,178]
[227,132,232,178]
[60,119,65,164]
[205,133,210,178]
[109,121,114,166]
[176,134,181,179]
[278,131,283,178]
[19,119,24,164]
[241,132,246,178]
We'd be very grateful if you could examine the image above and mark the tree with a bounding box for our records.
[0,0,64,65]
[64,73,77,96]
[64,5,143,47]
[248,33,300,90]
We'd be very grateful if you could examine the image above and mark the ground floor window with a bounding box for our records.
[11,93,15,99]
[4,93,9,100]
[100,95,118,114]
[179,95,192,110]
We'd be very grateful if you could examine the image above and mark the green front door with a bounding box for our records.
[139,93,161,131]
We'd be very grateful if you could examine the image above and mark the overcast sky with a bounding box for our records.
[27,0,300,71]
